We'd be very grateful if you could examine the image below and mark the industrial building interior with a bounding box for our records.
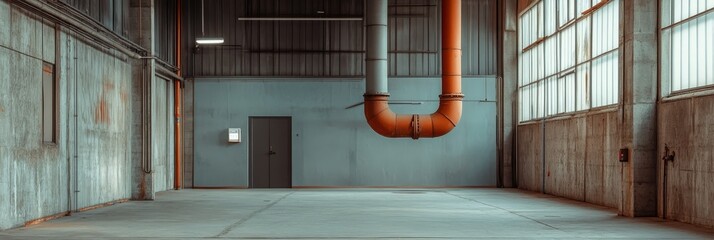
[1,0,714,239]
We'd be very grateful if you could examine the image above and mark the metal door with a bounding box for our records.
[250,117,292,188]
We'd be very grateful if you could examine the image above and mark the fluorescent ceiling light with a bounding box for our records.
[238,17,363,21]
[196,37,225,45]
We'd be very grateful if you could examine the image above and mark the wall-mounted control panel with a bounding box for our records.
[228,128,241,143]
[619,148,629,162]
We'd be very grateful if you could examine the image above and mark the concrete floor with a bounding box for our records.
[1,189,713,239]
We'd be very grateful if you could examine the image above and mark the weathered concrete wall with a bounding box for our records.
[660,96,714,228]
[516,123,542,192]
[0,3,67,230]
[0,0,174,230]
[193,77,498,187]
[68,32,133,210]
[517,111,621,209]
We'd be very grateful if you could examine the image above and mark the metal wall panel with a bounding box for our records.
[154,0,177,65]
[184,0,496,77]
[193,77,498,187]
[61,0,130,37]
[152,76,175,192]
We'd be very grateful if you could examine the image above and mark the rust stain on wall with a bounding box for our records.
[104,81,115,91]
[120,89,128,103]
[95,97,110,124]
[95,80,115,124]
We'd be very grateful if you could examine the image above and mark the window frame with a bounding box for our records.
[42,61,58,144]
[517,0,620,123]
[660,1,714,98]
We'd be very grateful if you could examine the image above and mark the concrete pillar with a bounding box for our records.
[619,0,658,217]
[129,0,156,200]
[498,0,518,187]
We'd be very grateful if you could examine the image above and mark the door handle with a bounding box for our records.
[269,146,276,155]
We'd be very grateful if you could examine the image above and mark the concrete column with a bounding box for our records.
[498,0,518,187]
[619,0,658,217]
[129,0,157,200]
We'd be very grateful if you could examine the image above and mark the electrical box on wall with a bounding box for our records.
[228,128,241,143]
[619,148,629,162]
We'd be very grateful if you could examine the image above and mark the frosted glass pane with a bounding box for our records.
[591,51,617,107]
[544,36,558,77]
[556,78,566,113]
[538,81,545,118]
[662,0,672,27]
[519,56,524,87]
[593,7,602,55]
[520,88,529,121]
[577,17,591,63]
[558,0,575,27]
[547,77,557,115]
[560,25,576,71]
[609,51,618,105]
[592,57,602,107]
[524,51,531,84]
[544,0,557,36]
[703,13,714,85]
[577,0,592,14]
[675,22,694,89]
[697,17,706,87]
[672,23,682,91]
[577,64,590,110]
[530,49,537,83]
[538,2,544,38]
[566,74,576,112]
[661,29,671,96]
[537,44,544,80]
[593,1,618,57]
[698,0,708,13]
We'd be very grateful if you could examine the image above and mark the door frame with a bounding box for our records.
[248,116,292,188]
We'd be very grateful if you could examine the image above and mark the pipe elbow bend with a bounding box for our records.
[364,98,397,137]
[417,100,462,138]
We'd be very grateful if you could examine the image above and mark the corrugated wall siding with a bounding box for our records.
[61,0,130,37]
[154,0,177,65]
[0,1,136,229]
[183,0,496,77]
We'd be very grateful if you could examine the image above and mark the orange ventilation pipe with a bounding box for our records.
[364,0,463,139]
[174,0,182,190]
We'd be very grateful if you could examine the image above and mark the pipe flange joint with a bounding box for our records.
[411,114,420,140]
[364,93,391,99]
[439,93,465,100]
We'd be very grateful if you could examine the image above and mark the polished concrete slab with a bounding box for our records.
[1,188,713,239]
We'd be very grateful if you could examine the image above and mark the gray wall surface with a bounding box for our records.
[659,96,714,228]
[193,77,497,187]
[152,76,175,192]
[0,1,174,229]
[517,111,622,209]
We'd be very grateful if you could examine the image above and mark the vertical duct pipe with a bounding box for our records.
[174,0,183,190]
[364,0,463,139]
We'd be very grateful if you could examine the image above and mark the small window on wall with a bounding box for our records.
[42,62,56,143]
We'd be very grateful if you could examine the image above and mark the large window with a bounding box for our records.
[518,0,619,122]
[661,1,714,95]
